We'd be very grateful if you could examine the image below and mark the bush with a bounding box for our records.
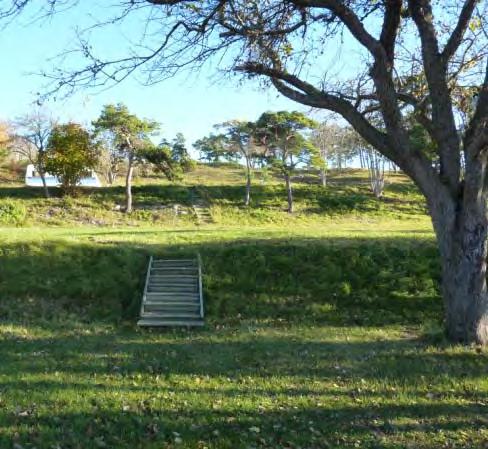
[45,123,99,196]
[0,200,27,225]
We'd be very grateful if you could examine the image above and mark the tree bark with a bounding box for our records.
[39,170,50,198]
[284,173,293,213]
[125,155,134,213]
[37,153,50,198]
[359,149,365,169]
[319,168,327,187]
[244,159,251,206]
[430,195,488,345]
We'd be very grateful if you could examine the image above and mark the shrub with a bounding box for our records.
[0,200,27,225]
[45,123,99,196]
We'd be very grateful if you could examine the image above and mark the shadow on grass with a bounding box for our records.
[0,330,487,448]
[0,185,61,199]
[0,184,193,204]
[0,235,440,327]
[1,332,484,381]
[2,403,486,448]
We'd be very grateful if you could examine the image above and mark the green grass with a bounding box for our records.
[1,166,487,448]
[0,222,437,325]
[2,323,488,449]
[0,166,427,226]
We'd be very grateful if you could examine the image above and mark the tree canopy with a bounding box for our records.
[45,123,99,195]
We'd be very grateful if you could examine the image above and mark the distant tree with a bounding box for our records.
[45,123,99,195]
[341,127,389,198]
[9,109,56,197]
[216,120,266,206]
[257,111,318,213]
[194,134,237,163]
[0,121,10,147]
[93,104,159,213]
[141,142,176,181]
[170,133,195,172]
[95,128,125,185]
[0,122,9,171]
[311,123,351,186]
[364,148,388,198]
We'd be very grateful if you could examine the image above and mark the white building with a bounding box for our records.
[25,164,102,188]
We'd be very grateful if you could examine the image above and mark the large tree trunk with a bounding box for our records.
[431,196,488,345]
[284,173,293,213]
[125,156,134,213]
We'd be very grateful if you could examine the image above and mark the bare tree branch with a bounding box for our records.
[442,0,479,63]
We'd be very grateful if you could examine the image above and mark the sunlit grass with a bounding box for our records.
[0,166,428,227]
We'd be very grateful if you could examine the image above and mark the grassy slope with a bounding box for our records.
[1,166,487,448]
[0,165,426,226]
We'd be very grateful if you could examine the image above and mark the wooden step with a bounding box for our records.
[147,282,198,293]
[141,311,202,319]
[150,268,197,272]
[144,303,200,312]
[151,267,198,272]
[145,294,200,300]
[144,295,200,304]
[151,266,197,271]
[137,318,204,327]
[149,274,198,280]
[151,263,198,271]
[144,298,200,304]
[141,304,200,312]
[151,262,197,267]
[148,281,198,287]
[144,303,199,310]
[148,282,198,288]
[147,293,198,299]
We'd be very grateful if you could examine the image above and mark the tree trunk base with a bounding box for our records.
[437,210,488,346]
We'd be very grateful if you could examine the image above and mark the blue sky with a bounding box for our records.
[0,5,310,154]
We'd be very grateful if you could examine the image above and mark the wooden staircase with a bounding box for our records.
[137,256,204,327]
[190,187,214,224]
[193,200,214,224]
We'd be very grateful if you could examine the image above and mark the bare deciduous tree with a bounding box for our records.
[10,109,56,198]
[364,148,387,199]
[96,131,125,185]
[312,123,351,186]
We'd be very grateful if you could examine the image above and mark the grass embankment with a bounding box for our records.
[0,165,425,226]
[1,166,487,448]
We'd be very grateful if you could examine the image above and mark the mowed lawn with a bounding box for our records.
[0,168,487,448]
